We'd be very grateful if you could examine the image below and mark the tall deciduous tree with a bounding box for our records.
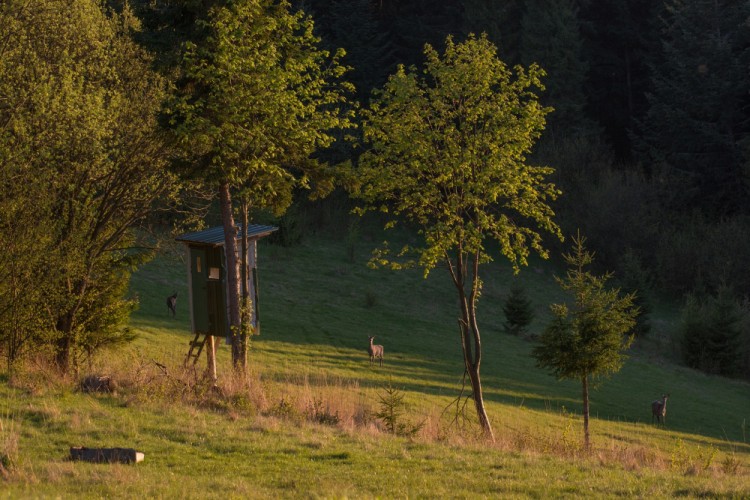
[354,34,561,441]
[533,232,638,449]
[0,0,174,373]
[170,0,353,369]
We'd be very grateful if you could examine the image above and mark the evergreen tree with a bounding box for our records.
[578,0,657,157]
[375,0,463,66]
[636,0,750,215]
[461,0,522,63]
[317,0,395,99]
[681,286,745,377]
[520,0,593,135]
[533,232,638,449]
[502,284,534,336]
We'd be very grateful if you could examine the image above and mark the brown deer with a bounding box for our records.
[166,292,177,317]
[368,336,384,367]
[651,394,669,424]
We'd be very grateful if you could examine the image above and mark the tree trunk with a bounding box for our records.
[582,374,590,450]
[55,313,73,373]
[449,248,495,442]
[461,319,495,442]
[54,275,90,374]
[219,181,242,368]
[239,198,251,369]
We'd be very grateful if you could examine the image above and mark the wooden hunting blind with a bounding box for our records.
[175,224,277,344]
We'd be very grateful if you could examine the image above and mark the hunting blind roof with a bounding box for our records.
[175,224,278,246]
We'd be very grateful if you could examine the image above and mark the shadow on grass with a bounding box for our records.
[255,341,578,414]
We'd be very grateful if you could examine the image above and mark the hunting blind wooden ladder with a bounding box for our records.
[184,332,209,366]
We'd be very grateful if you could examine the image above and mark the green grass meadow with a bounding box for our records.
[1,231,749,498]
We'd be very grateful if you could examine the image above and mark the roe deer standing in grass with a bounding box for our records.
[368,336,384,367]
[166,292,177,317]
[651,394,669,424]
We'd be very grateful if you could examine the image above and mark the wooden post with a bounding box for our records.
[207,335,217,383]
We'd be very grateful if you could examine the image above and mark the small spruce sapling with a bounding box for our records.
[375,382,423,436]
[502,284,534,336]
[533,232,638,450]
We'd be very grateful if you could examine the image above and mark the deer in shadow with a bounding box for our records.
[651,394,669,424]
[368,336,384,367]
[166,292,178,318]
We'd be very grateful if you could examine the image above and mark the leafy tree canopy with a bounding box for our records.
[169,0,355,215]
[355,33,562,276]
[0,0,174,371]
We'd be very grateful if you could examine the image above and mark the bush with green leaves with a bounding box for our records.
[0,0,174,373]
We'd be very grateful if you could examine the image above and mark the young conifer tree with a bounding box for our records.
[533,232,638,449]
[502,284,534,336]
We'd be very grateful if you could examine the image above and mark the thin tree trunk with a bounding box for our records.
[582,374,590,450]
[625,51,633,117]
[55,313,73,373]
[239,198,251,369]
[448,248,495,442]
[54,275,90,374]
[463,319,494,442]
[219,181,242,368]
[466,251,494,442]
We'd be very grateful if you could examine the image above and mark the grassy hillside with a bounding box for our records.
[0,231,748,498]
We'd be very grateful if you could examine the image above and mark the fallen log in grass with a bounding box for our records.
[70,447,144,464]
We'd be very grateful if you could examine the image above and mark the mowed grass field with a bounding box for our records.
[1,229,748,498]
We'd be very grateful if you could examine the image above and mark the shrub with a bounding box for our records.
[502,284,534,336]
[375,382,423,437]
[680,286,747,377]
[269,397,303,422]
[364,291,378,308]
[270,203,306,247]
[306,397,340,426]
[654,215,750,295]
